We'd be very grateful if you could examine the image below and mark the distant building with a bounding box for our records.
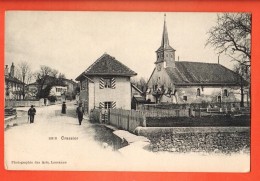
[4,63,24,100]
[131,84,146,110]
[27,76,77,100]
[75,53,137,113]
[146,15,249,104]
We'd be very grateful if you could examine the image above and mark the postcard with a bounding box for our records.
[4,11,251,172]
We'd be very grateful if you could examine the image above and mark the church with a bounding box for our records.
[146,15,248,104]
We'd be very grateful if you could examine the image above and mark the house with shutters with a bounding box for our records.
[75,53,137,113]
[146,15,249,105]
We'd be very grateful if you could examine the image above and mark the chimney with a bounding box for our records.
[5,65,9,76]
[218,54,220,64]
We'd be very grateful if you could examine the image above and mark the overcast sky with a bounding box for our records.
[5,11,236,81]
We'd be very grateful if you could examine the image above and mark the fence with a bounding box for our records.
[89,101,250,133]
[109,109,146,133]
[139,101,250,115]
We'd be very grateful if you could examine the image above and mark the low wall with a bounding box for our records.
[5,99,51,107]
[135,127,250,154]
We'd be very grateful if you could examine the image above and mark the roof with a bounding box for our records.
[164,61,248,86]
[133,95,146,103]
[5,76,24,85]
[131,84,143,94]
[76,53,137,81]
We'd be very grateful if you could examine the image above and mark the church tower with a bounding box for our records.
[155,14,176,70]
[10,62,15,77]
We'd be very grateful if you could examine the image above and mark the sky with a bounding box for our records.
[5,11,236,81]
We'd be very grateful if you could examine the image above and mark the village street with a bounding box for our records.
[4,102,250,172]
[4,102,126,171]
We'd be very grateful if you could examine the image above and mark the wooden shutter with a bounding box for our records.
[99,78,104,89]
[111,101,116,109]
[99,102,104,109]
[111,78,116,89]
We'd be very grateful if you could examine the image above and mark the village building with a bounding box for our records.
[131,84,146,110]
[27,76,77,101]
[75,53,137,113]
[4,63,24,100]
[146,16,249,105]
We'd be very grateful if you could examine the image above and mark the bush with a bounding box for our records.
[48,95,57,102]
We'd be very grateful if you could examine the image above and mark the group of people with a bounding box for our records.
[27,102,85,125]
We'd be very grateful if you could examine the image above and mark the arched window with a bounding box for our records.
[197,88,201,96]
[224,89,228,97]
[218,96,221,103]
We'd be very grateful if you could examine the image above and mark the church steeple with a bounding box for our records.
[155,14,176,68]
[161,14,170,49]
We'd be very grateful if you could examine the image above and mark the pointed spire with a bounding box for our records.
[161,13,170,48]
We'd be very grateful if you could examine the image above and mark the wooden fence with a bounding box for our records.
[142,109,190,117]
[89,101,250,133]
[109,109,146,133]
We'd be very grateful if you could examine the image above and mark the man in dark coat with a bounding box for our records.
[61,102,66,114]
[28,105,36,123]
[76,103,84,125]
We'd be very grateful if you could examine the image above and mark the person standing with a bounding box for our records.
[61,102,67,114]
[28,105,36,123]
[76,103,84,125]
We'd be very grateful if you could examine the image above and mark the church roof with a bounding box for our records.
[76,53,137,81]
[164,61,248,86]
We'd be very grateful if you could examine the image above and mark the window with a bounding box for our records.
[218,96,221,103]
[104,102,112,109]
[100,78,115,89]
[104,78,112,88]
[224,89,228,97]
[197,88,201,96]
[183,96,187,101]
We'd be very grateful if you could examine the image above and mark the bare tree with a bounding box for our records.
[206,13,251,67]
[16,61,33,99]
[233,63,250,107]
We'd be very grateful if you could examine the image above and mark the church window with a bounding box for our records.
[224,89,228,96]
[218,96,221,103]
[197,88,201,96]
[183,96,187,101]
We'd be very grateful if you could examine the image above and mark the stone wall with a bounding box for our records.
[135,127,250,154]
